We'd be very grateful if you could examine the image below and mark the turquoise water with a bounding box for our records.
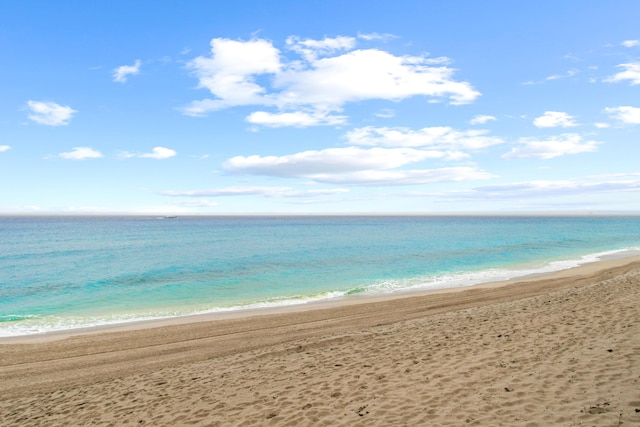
[1,215,640,337]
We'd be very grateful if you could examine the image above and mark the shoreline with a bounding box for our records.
[3,252,640,344]
[4,215,640,342]
[1,255,639,425]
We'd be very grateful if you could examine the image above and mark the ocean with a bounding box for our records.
[1,215,640,337]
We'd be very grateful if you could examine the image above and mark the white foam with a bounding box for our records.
[358,247,640,295]
[2,247,638,338]
[0,290,352,337]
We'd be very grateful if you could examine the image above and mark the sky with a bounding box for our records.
[2,0,640,214]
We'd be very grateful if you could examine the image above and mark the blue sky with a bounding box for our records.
[2,0,640,214]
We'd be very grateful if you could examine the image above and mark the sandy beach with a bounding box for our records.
[1,257,639,426]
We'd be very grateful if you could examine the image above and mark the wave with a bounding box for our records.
[361,247,640,295]
[0,314,40,323]
[2,247,638,338]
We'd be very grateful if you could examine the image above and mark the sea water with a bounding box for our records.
[1,215,640,337]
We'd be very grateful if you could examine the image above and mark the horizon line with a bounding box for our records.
[2,211,640,217]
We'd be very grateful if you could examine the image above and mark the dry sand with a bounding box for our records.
[1,257,640,426]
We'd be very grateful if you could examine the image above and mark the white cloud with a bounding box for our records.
[427,178,640,200]
[26,101,77,126]
[604,106,640,124]
[113,60,142,83]
[139,146,177,159]
[182,36,480,124]
[117,151,136,159]
[305,167,494,186]
[605,62,640,85]
[118,147,177,159]
[345,126,503,150]
[222,146,493,186]
[163,186,349,198]
[185,38,282,114]
[286,35,356,61]
[522,69,579,85]
[545,68,578,81]
[0,145,10,152]
[622,40,640,48]
[58,147,103,160]
[503,133,599,159]
[273,48,476,106]
[374,108,395,118]
[594,122,610,129]
[357,32,398,42]
[280,188,350,197]
[164,186,292,197]
[224,147,441,177]
[246,110,347,127]
[533,111,578,128]
[469,114,496,125]
[170,199,219,208]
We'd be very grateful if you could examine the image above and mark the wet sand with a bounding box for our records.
[2,256,640,426]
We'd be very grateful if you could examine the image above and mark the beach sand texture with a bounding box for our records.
[1,258,639,426]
